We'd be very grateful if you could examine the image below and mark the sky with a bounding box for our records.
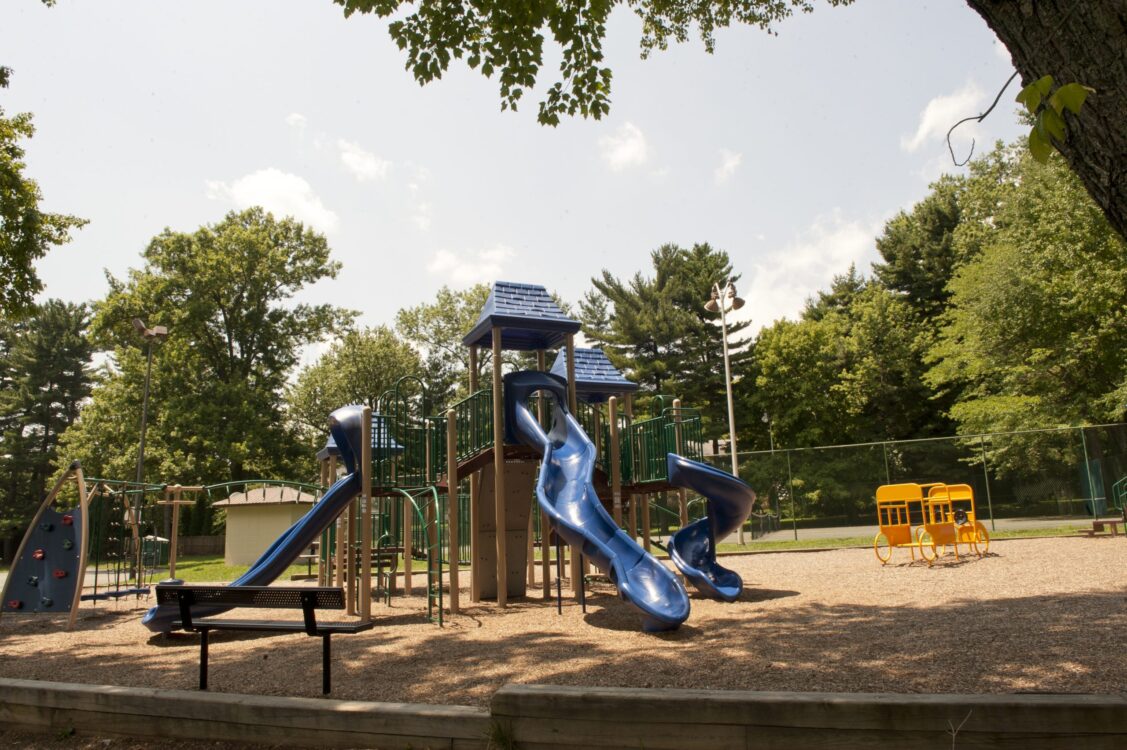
[3,0,1025,358]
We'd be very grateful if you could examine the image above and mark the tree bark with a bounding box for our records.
[966,0,1127,240]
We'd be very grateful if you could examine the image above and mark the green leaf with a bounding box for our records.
[1050,82,1093,115]
[1041,108,1067,142]
[1032,75,1054,97]
[1016,75,1054,115]
[1028,127,1053,163]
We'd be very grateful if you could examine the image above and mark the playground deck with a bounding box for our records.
[1,536,1124,706]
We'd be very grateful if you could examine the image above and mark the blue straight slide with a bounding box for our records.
[666,453,756,602]
[142,405,366,633]
[504,371,689,632]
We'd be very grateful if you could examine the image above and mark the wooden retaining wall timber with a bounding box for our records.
[490,684,1127,750]
[4,678,1127,749]
[0,678,490,749]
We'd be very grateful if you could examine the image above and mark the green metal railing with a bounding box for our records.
[628,407,705,484]
[1113,476,1127,515]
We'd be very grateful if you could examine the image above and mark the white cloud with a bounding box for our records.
[901,81,985,154]
[206,168,339,233]
[285,112,307,133]
[412,202,433,231]
[407,164,433,231]
[714,149,743,185]
[734,209,884,331]
[599,122,648,171]
[338,139,391,182]
[427,244,516,287]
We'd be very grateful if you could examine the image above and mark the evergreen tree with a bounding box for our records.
[0,300,92,548]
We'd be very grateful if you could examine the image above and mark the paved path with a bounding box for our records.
[725,515,1092,545]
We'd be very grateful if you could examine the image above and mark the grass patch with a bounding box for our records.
[991,524,1088,539]
[719,536,871,553]
[171,554,312,583]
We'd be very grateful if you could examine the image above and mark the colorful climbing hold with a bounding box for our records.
[6,600,22,610]
[39,522,54,532]
[62,514,74,526]
[53,569,68,579]
[40,598,53,607]
[32,548,45,560]
[62,539,74,550]
[27,576,38,587]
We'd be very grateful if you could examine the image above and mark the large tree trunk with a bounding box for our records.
[966,1,1127,240]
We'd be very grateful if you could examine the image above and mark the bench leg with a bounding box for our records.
[322,634,331,695]
[199,630,209,691]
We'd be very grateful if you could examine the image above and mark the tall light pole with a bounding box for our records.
[705,280,745,542]
[132,318,168,490]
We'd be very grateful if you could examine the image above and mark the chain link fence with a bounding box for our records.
[708,423,1127,533]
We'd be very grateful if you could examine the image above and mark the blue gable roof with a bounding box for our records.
[551,348,638,403]
[316,412,405,462]
[462,281,581,351]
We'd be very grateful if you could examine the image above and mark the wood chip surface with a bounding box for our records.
[2,537,1125,707]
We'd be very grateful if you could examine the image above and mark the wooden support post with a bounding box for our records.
[469,345,480,603]
[346,486,357,616]
[628,493,637,543]
[492,327,507,607]
[641,494,652,552]
[427,493,438,592]
[403,490,414,596]
[446,409,460,614]
[609,396,622,527]
[331,457,343,588]
[361,407,373,622]
[673,398,688,526]
[540,521,551,597]
[156,485,197,581]
[67,467,89,631]
[318,460,329,585]
[169,489,182,579]
[593,407,602,469]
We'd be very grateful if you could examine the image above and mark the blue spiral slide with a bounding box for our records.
[504,371,689,632]
[666,453,756,602]
[142,405,366,633]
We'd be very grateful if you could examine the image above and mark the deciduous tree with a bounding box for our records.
[58,209,353,485]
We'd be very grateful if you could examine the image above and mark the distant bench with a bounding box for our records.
[156,584,373,694]
[1084,518,1124,537]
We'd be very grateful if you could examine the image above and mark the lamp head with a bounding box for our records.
[731,296,745,311]
[132,318,147,335]
[704,286,720,313]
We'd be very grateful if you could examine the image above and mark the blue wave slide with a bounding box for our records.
[666,453,756,602]
[504,371,689,632]
[142,405,366,633]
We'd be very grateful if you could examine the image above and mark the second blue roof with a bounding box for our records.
[551,347,638,403]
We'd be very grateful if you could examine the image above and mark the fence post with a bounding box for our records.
[1080,427,1098,517]
[881,442,891,485]
[978,435,996,531]
[786,450,797,541]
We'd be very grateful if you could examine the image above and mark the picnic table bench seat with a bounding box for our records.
[156,583,373,694]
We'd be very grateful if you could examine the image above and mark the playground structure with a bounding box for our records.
[873,482,990,565]
[299,282,754,630]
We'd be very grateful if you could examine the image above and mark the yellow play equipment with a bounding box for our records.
[873,482,990,565]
